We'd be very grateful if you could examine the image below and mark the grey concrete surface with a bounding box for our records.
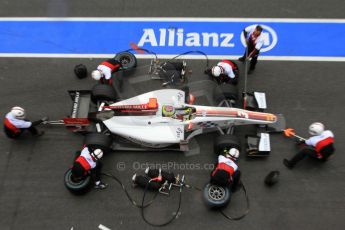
[0,1,345,230]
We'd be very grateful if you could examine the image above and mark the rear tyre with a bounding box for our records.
[91,84,117,103]
[84,133,112,152]
[64,168,91,194]
[214,134,241,154]
[114,51,137,69]
[203,183,231,209]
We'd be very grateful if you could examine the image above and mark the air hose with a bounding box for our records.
[220,182,250,221]
[102,172,185,226]
[140,179,183,227]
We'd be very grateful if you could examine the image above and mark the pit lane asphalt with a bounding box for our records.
[1,2,345,230]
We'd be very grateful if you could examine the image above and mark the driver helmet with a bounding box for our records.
[225,148,240,161]
[11,106,25,120]
[91,149,104,160]
[91,70,103,81]
[162,105,175,117]
[308,122,324,136]
[211,66,224,77]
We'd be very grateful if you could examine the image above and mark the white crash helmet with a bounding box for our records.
[91,149,104,160]
[211,66,224,77]
[309,122,324,136]
[11,106,25,120]
[91,70,103,81]
[226,148,240,160]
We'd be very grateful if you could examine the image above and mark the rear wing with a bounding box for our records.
[64,90,92,131]
[68,90,92,118]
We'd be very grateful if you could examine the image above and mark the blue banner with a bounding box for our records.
[0,18,344,57]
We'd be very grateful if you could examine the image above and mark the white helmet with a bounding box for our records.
[309,122,324,136]
[91,149,104,160]
[91,70,103,81]
[11,106,25,120]
[226,148,240,160]
[211,66,224,77]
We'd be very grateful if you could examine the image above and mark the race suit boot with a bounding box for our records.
[283,159,294,169]
[94,181,108,190]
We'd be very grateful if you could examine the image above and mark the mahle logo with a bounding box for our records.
[240,24,278,52]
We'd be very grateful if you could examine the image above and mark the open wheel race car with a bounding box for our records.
[51,84,283,154]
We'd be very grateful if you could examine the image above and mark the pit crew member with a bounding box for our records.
[3,106,47,139]
[91,58,122,84]
[205,60,239,85]
[210,148,241,191]
[238,25,264,74]
[283,122,335,169]
[71,146,107,189]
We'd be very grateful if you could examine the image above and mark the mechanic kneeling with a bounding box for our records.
[91,58,122,85]
[3,106,47,139]
[284,122,335,169]
[205,60,239,85]
[71,146,108,189]
[211,148,241,191]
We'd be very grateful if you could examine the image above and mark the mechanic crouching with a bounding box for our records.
[284,122,335,169]
[91,58,122,84]
[211,148,241,191]
[71,146,108,189]
[205,60,239,85]
[3,106,47,139]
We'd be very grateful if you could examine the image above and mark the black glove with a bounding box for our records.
[295,138,305,145]
[204,68,211,75]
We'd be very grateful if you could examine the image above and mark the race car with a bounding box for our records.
[57,86,280,153]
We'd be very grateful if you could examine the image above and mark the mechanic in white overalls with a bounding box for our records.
[91,58,122,85]
[283,122,335,169]
[71,146,107,189]
[206,60,239,85]
[3,106,47,139]
[210,148,241,191]
[238,25,265,74]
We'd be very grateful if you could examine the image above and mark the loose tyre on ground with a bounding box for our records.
[91,84,118,103]
[203,183,231,209]
[84,132,113,152]
[214,134,241,154]
[114,51,137,69]
[64,168,91,194]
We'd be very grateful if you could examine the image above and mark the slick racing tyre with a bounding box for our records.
[214,134,241,154]
[91,84,118,103]
[84,133,112,152]
[203,183,231,209]
[64,168,91,194]
[213,84,238,106]
[181,86,190,103]
[114,51,137,69]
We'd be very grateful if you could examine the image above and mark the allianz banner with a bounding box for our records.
[0,18,344,57]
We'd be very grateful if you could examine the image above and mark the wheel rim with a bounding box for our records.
[120,56,130,65]
[208,185,226,201]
